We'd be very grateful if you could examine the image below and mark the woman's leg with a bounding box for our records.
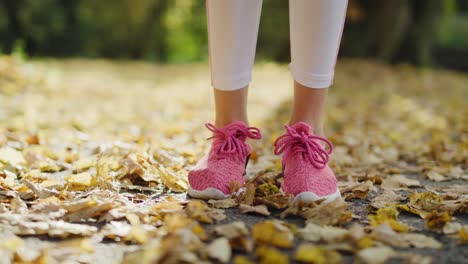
[188,0,263,200]
[274,0,348,203]
[289,0,348,135]
[206,0,263,127]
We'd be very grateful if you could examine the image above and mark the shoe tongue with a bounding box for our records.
[290,122,312,135]
[221,121,248,139]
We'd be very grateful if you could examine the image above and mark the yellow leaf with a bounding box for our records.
[459,226,468,243]
[425,211,451,230]
[255,246,289,264]
[294,244,342,264]
[369,207,409,233]
[233,255,254,264]
[65,172,94,189]
[252,220,294,248]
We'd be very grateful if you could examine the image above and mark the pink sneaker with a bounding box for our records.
[188,121,262,200]
[274,122,340,203]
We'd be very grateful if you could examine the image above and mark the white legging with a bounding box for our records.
[207,0,348,91]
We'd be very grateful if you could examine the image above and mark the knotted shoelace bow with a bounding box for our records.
[206,122,262,158]
[274,124,333,169]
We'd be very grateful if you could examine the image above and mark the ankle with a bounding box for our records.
[215,118,248,127]
[288,119,324,137]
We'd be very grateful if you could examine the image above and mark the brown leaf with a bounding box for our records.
[241,183,256,205]
[425,210,451,230]
[300,198,352,226]
[340,180,373,200]
[255,193,291,209]
[239,204,270,216]
[381,174,420,190]
[369,189,403,210]
[208,198,238,209]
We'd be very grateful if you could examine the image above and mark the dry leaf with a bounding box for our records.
[213,221,249,239]
[0,147,26,167]
[255,246,289,264]
[294,244,342,264]
[369,189,402,210]
[356,246,396,264]
[370,223,410,248]
[252,220,294,248]
[300,198,352,226]
[425,210,451,230]
[459,226,468,243]
[369,207,409,232]
[381,174,420,190]
[207,237,231,263]
[208,198,238,209]
[298,223,349,243]
[239,204,270,216]
[339,180,373,200]
[400,233,442,248]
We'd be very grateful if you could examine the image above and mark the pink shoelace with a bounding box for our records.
[274,124,333,169]
[206,122,262,159]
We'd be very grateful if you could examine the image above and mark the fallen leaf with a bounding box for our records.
[255,193,291,209]
[300,198,352,226]
[23,179,60,199]
[213,221,249,239]
[297,223,349,243]
[252,220,294,248]
[239,204,270,216]
[294,244,342,264]
[233,255,254,264]
[208,198,238,209]
[400,233,442,248]
[459,226,468,243]
[356,246,396,264]
[339,180,373,200]
[425,210,451,230]
[369,207,409,232]
[425,170,446,182]
[207,237,231,263]
[0,147,26,167]
[369,189,402,210]
[255,246,289,264]
[370,223,410,248]
[241,183,256,205]
[381,174,420,190]
[65,172,94,190]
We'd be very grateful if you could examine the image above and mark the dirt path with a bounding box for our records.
[0,57,467,263]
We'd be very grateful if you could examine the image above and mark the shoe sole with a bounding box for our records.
[291,189,341,204]
[187,186,231,200]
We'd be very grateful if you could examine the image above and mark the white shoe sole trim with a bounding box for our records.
[293,189,341,203]
[280,187,341,204]
[187,187,230,200]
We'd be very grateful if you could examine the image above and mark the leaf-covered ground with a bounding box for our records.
[0,56,467,264]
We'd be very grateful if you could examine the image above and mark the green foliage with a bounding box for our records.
[12,39,26,60]
[0,0,466,66]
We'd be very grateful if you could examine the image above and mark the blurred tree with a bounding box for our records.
[341,0,443,66]
[0,0,466,70]
[1,0,24,54]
